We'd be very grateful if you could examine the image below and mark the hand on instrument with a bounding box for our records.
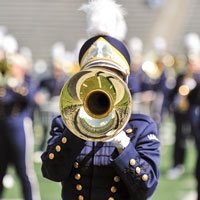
[108,131,130,150]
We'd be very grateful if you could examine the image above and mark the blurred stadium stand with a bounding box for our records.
[0,0,199,63]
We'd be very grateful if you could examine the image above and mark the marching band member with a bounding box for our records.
[128,37,143,96]
[187,35,200,199]
[145,36,171,126]
[34,42,69,152]
[41,0,160,199]
[188,59,200,200]
[0,51,41,200]
[35,62,68,152]
[128,37,154,116]
[166,33,200,180]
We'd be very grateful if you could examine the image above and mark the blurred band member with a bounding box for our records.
[0,53,41,200]
[34,59,68,152]
[188,51,200,200]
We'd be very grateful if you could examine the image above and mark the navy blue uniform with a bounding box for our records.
[130,69,153,93]
[37,75,67,151]
[128,70,141,96]
[152,71,170,118]
[38,76,67,98]
[41,114,160,200]
[168,73,193,167]
[188,77,200,200]
[128,68,154,116]
[0,78,37,200]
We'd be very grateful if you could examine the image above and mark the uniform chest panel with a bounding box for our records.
[76,142,117,167]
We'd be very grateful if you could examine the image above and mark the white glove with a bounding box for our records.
[109,131,130,149]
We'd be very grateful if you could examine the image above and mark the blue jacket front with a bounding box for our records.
[41,114,160,200]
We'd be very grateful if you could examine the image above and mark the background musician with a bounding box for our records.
[166,33,200,180]
[0,50,41,200]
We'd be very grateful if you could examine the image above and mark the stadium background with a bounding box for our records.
[0,0,199,61]
[0,0,199,199]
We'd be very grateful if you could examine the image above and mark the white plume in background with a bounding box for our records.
[184,32,200,52]
[129,37,143,54]
[51,42,66,60]
[2,35,18,54]
[152,36,167,53]
[80,0,127,41]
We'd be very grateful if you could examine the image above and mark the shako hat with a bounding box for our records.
[78,0,131,80]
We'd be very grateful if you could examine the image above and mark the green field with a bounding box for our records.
[2,117,198,200]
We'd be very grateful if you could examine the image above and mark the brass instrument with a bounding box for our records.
[59,67,132,142]
[0,59,9,75]
[0,53,29,88]
[0,55,11,86]
[176,74,197,112]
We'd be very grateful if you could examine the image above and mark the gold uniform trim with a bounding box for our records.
[74,162,79,169]
[78,195,84,200]
[126,128,132,134]
[55,145,61,152]
[61,137,67,144]
[142,174,149,181]
[110,186,117,193]
[76,184,82,191]
[114,176,120,182]
[129,159,136,166]
[49,153,54,160]
[75,173,81,180]
[136,167,141,174]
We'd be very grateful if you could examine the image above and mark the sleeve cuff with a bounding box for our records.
[111,142,139,170]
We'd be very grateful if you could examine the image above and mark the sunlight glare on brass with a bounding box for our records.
[59,67,132,141]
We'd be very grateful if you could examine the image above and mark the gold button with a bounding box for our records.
[74,162,79,169]
[136,167,141,174]
[56,145,61,152]
[108,197,114,200]
[126,128,132,134]
[142,174,148,181]
[75,173,81,180]
[76,184,82,191]
[78,195,84,200]
[129,159,136,166]
[114,176,120,182]
[110,186,117,193]
[61,137,67,144]
[49,153,54,160]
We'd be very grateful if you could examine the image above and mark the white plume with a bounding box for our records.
[80,0,127,41]
[184,32,200,52]
[129,37,143,54]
